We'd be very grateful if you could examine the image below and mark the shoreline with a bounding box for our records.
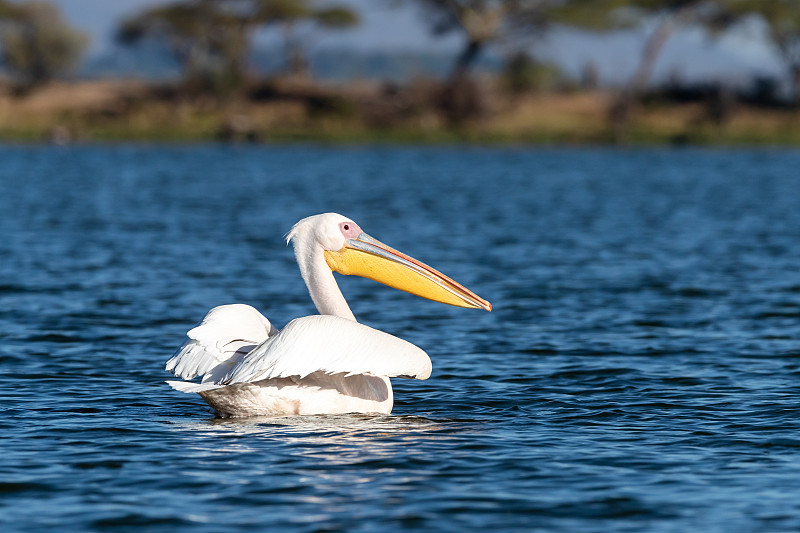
[2,80,800,146]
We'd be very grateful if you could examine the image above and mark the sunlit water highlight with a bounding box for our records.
[1,145,799,531]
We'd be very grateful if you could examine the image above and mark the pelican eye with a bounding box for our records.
[339,221,361,239]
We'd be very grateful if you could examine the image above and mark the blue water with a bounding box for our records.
[1,145,800,532]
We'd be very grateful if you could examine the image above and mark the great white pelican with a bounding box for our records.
[166,213,491,417]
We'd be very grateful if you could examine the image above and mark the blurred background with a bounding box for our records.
[0,0,798,145]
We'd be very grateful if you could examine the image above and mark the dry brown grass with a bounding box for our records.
[1,80,800,145]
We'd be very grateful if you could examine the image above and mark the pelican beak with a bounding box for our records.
[324,233,492,311]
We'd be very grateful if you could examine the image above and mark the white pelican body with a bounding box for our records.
[166,213,491,417]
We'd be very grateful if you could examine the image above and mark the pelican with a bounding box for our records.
[165,213,491,417]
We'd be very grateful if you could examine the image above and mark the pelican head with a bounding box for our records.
[287,213,491,312]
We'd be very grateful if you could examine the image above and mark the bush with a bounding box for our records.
[0,1,88,89]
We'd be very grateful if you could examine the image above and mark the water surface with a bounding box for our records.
[1,145,800,531]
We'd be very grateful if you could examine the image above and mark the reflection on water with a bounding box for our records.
[176,414,474,462]
[165,413,490,520]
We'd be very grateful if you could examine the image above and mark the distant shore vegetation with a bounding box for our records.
[0,0,799,145]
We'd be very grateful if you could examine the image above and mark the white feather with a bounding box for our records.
[220,315,432,385]
[165,380,223,393]
[165,304,277,381]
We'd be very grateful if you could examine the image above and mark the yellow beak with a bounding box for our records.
[324,232,491,311]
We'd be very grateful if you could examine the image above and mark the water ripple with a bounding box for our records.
[1,146,800,532]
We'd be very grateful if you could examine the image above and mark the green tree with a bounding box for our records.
[0,1,88,89]
[407,0,550,81]
[250,0,359,76]
[117,0,248,93]
[117,0,358,92]
[0,0,18,18]
[402,0,552,122]
[554,1,740,137]
[713,0,800,102]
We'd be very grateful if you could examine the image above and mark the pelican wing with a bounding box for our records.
[220,315,432,385]
[166,304,277,381]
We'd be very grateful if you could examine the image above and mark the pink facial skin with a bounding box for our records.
[339,221,363,240]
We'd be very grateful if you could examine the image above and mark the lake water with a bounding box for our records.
[1,145,799,532]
